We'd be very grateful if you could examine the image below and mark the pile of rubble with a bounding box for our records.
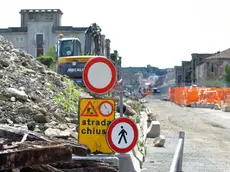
[0,36,119,171]
[0,35,90,139]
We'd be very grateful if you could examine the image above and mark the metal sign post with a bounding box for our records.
[119,85,124,118]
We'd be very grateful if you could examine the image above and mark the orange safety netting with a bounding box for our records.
[168,86,230,106]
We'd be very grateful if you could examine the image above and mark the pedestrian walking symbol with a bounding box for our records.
[118,126,127,144]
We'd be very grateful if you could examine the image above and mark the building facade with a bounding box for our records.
[196,49,230,86]
[0,9,107,58]
[191,53,214,84]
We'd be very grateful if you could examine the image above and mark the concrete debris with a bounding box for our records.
[160,96,169,101]
[147,112,157,122]
[44,128,71,138]
[0,35,90,141]
[222,104,230,112]
[153,135,165,147]
[214,104,221,110]
[190,103,216,109]
[116,103,137,116]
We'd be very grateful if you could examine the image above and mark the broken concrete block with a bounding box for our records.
[222,105,230,112]
[214,104,221,110]
[190,103,196,108]
[147,121,160,138]
[204,104,215,109]
[153,135,166,147]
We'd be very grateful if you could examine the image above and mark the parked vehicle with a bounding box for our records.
[152,87,161,94]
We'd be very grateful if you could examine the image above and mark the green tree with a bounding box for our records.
[36,56,55,69]
[225,64,230,83]
[47,45,56,59]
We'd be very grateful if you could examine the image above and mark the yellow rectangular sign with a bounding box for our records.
[78,98,115,154]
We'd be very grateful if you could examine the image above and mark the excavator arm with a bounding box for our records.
[84,23,102,56]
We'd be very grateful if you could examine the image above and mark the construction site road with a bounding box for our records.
[142,96,230,172]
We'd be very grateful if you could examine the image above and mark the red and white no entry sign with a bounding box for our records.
[83,57,117,94]
[106,117,138,153]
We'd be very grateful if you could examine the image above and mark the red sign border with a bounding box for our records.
[83,57,117,94]
[98,100,114,117]
[106,117,138,153]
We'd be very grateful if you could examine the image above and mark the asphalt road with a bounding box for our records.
[142,96,230,172]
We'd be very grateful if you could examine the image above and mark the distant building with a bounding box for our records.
[0,9,107,58]
[174,66,182,86]
[175,50,230,87]
[191,53,214,84]
[174,60,192,86]
[196,49,230,86]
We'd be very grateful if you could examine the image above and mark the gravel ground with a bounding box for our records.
[142,96,230,172]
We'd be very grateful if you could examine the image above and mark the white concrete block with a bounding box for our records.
[222,105,230,112]
[133,146,145,168]
[147,121,160,138]
[116,152,141,172]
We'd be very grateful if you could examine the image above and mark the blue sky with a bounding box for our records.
[1,0,230,68]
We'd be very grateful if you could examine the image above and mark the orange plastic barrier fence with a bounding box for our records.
[168,86,230,106]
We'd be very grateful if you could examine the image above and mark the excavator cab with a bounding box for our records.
[56,35,82,59]
[55,33,95,86]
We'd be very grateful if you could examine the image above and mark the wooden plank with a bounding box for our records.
[21,165,63,172]
[66,143,91,156]
[20,161,119,172]
[51,160,119,172]
[0,142,72,170]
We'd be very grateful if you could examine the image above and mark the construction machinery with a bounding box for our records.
[55,23,107,86]
[143,82,153,96]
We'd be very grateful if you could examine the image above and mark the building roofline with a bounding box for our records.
[0,26,88,33]
[19,9,63,15]
[0,27,27,33]
[53,26,88,32]
[206,48,230,60]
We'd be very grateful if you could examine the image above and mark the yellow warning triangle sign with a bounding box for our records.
[81,101,98,117]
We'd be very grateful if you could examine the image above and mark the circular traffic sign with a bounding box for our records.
[83,57,117,94]
[99,101,114,117]
[106,117,138,153]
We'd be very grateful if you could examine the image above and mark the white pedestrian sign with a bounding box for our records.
[106,117,138,153]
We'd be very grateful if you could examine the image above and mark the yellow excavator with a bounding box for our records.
[55,23,105,86]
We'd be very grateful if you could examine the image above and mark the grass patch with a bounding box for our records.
[53,76,82,116]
